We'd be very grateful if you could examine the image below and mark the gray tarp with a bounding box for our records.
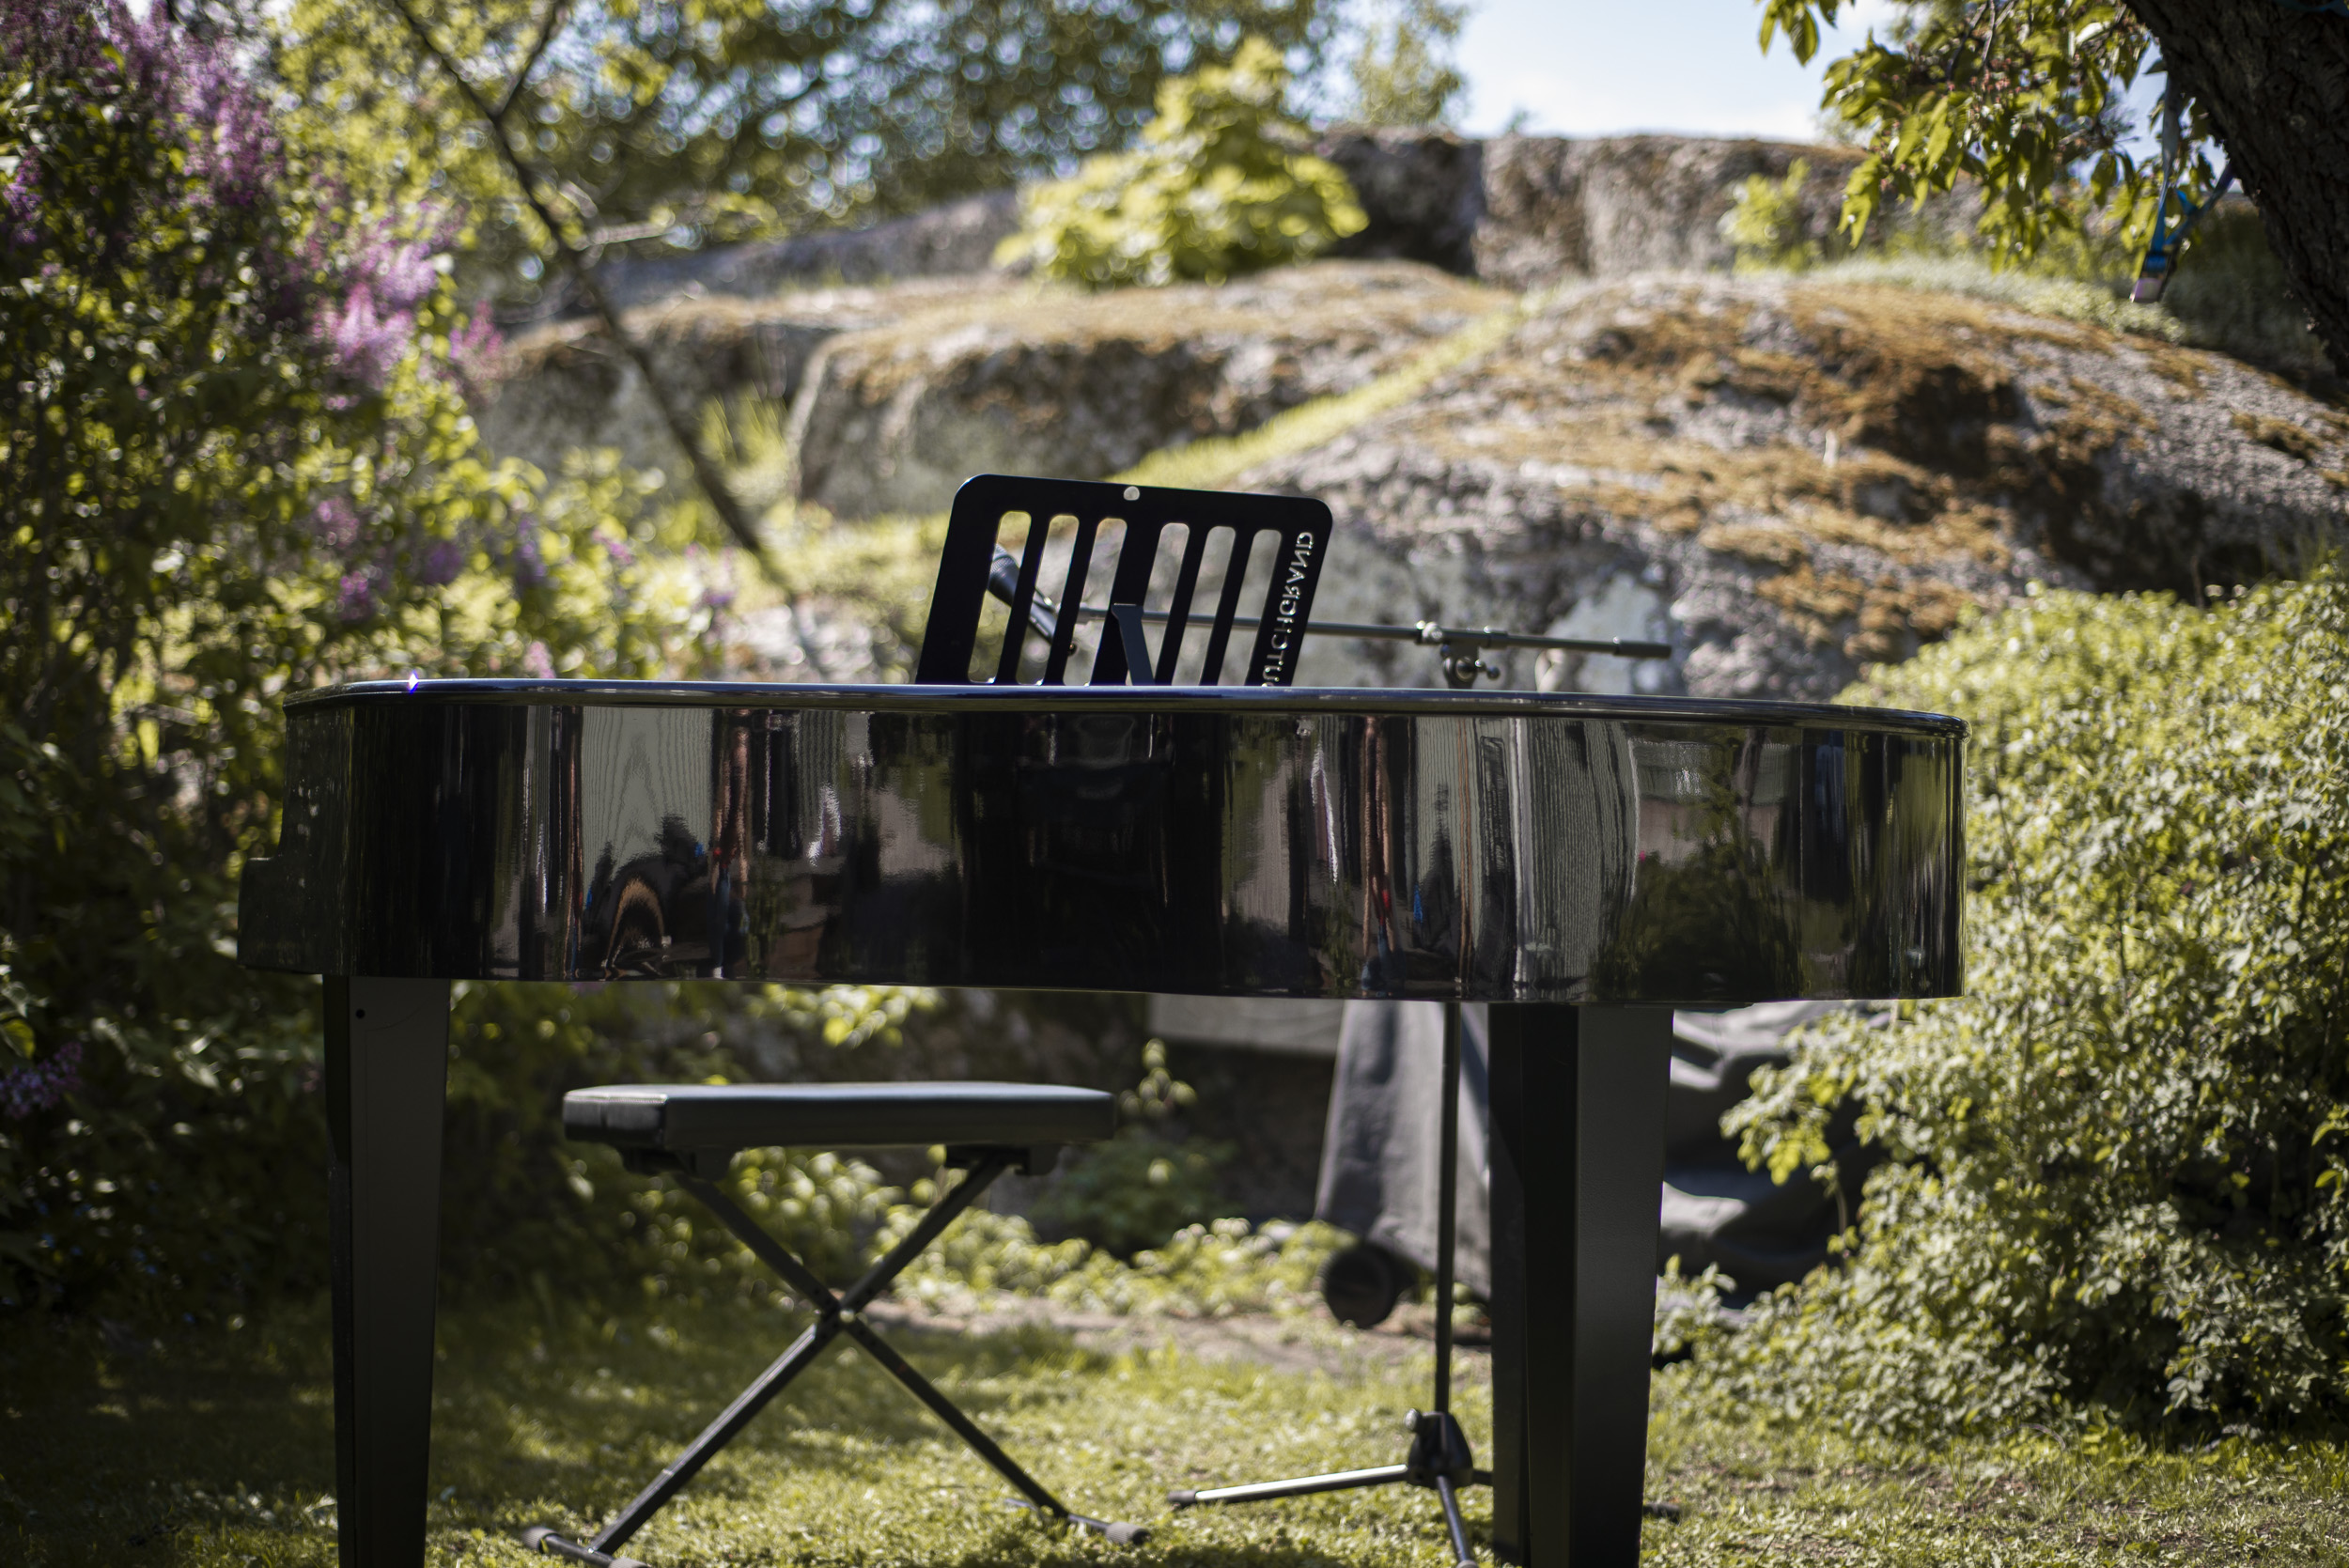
[1312,1000,1853,1296]
[1312,1002,1494,1296]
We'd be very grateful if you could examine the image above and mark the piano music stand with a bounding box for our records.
[913,472,1334,689]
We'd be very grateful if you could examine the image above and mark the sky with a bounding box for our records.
[1450,0,1901,141]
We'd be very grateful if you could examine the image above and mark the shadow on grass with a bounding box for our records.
[429,1299,1133,1527]
[3,1296,1199,1568]
[1,1303,339,1566]
[26,1294,2338,1568]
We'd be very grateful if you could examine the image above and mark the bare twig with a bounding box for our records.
[381,0,835,677]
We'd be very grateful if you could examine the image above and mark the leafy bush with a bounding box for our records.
[434,981,941,1305]
[1721,158,1830,272]
[1025,1037,1231,1255]
[486,1011,1339,1319]
[1701,574,2349,1436]
[1025,1132,1232,1257]
[997,37,1365,289]
[272,0,1336,309]
[0,0,710,1318]
[1345,0,1467,128]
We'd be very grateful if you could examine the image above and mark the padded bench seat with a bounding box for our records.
[563,1081,1116,1157]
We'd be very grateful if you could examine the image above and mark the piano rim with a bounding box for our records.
[288,678,1968,736]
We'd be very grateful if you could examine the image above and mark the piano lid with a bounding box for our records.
[238,680,1964,1004]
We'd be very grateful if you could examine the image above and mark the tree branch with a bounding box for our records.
[380,0,837,678]
[494,0,571,123]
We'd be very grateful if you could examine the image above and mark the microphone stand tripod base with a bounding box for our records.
[1167,1408,1486,1568]
[1165,1004,1484,1568]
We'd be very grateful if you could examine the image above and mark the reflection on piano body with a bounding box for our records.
[241,680,1962,1005]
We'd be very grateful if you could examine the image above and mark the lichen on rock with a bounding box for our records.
[1236,273,2348,699]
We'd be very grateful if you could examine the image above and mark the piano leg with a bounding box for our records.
[1486,1004,1671,1568]
[324,977,452,1568]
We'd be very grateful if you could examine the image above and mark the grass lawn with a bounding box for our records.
[5,1296,2345,1567]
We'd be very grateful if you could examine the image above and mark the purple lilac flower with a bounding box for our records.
[13,0,455,388]
[368,237,443,313]
[316,284,411,391]
[97,5,283,245]
[162,23,279,218]
[2,153,40,249]
[313,496,362,551]
[336,565,385,622]
[10,0,474,420]
[523,640,555,678]
[601,530,635,568]
[448,311,504,387]
[417,538,462,587]
[510,532,548,591]
[315,226,452,390]
[0,0,110,82]
[1,1040,83,1119]
[6,0,320,319]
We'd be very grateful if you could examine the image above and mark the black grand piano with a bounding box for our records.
[239,480,1963,1568]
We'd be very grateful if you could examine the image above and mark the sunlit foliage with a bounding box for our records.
[1345,0,1467,127]
[1754,1,2197,262]
[273,0,1334,308]
[999,37,1365,287]
[1700,572,2349,1434]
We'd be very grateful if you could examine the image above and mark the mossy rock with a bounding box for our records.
[785,259,1503,520]
[1238,273,2348,699]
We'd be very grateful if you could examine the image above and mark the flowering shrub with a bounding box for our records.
[0,0,710,1316]
[1690,574,2349,1436]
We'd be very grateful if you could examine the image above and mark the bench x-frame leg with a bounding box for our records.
[526,1152,1142,1565]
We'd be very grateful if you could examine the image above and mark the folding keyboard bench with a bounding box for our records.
[521,1081,1138,1568]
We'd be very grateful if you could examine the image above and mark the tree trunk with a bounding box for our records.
[2127,0,2349,376]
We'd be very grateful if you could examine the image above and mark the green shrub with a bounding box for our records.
[434,981,938,1305]
[1027,1131,1234,1257]
[1700,573,2349,1436]
[888,1207,1346,1318]
[1346,0,1468,128]
[497,1013,1340,1319]
[1722,158,1828,272]
[996,37,1366,289]
[1027,1038,1232,1256]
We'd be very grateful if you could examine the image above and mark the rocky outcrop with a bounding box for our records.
[474,276,1010,489]
[518,131,1880,318]
[1229,274,2349,700]
[784,261,1503,519]
[1471,134,1863,288]
[554,192,1020,316]
[1315,126,1486,274]
[471,133,1955,489]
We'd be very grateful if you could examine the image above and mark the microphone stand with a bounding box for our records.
[1168,1002,1484,1568]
